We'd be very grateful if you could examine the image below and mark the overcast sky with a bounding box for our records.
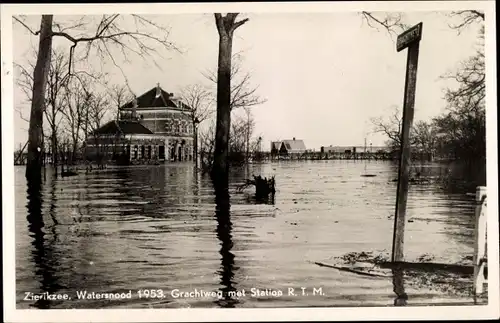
[11,10,482,150]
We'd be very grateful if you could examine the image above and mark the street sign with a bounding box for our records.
[392,22,423,263]
[396,22,423,52]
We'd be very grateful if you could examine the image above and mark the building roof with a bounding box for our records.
[271,141,282,150]
[282,139,306,151]
[119,84,192,111]
[91,120,153,136]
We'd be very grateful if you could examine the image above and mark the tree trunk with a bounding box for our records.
[51,131,58,177]
[193,123,198,166]
[212,32,233,185]
[246,115,250,162]
[26,15,53,181]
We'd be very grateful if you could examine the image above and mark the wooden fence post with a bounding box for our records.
[473,186,487,296]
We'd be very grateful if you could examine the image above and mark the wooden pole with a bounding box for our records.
[392,24,422,263]
[473,186,487,296]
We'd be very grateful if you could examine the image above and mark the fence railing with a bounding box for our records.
[473,186,487,296]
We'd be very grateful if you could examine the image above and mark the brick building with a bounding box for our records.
[85,83,195,163]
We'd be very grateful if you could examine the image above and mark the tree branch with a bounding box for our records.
[13,16,40,35]
[361,11,408,38]
[233,18,249,31]
[448,10,485,34]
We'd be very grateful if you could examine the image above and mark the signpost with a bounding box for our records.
[392,22,423,263]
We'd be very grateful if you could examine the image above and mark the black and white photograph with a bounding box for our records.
[2,1,499,322]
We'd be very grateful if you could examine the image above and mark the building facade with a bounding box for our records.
[86,84,195,163]
[270,138,307,158]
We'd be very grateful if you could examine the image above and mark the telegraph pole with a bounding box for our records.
[392,22,423,262]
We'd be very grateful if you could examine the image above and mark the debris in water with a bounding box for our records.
[315,250,483,297]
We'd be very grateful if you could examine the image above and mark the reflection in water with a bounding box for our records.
[48,176,59,227]
[214,184,239,308]
[15,161,485,308]
[26,175,63,309]
[392,265,408,306]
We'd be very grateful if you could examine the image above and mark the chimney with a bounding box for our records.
[155,83,161,98]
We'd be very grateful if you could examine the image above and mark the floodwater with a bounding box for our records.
[14,160,487,309]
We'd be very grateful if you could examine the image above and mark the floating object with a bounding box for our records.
[311,261,391,278]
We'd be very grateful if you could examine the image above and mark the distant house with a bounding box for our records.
[279,138,307,155]
[270,141,282,155]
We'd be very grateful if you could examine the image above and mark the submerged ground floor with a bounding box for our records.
[84,120,195,164]
[85,135,194,164]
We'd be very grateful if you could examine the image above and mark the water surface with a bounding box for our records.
[15,160,485,308]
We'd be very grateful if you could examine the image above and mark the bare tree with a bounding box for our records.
[16,47,72,173]
[370,106,404,151]
[60,74,94,162]
[44,48,71,171]
[436,12,485,162]
[179,83,214,166]
[442,14,485,116]
[364,10,486,163]
[447,10,484,34]
[243,107,256,161]
[86,91,112,165]
[412,120,438,160]
[212,13,249,185]
[14,58,36,123]
[14,14,179,181]
[371,106,439,160]
[108,83,134,119]
[199,119,217,173]
[20,15,53,181]
[229,115,248,155]
[360,12,409,36]
[204,54,267,111]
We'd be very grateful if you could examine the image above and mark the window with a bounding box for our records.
[165,119,173,132]
[174,121,180,133]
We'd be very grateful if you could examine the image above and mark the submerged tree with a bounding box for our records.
[370,106,437,160]
[20,15,53,182]
[212,13,249,186]
[180,83,214,167]
[44,48,70,171]
[204,53,267,112]
[204,48,266,175]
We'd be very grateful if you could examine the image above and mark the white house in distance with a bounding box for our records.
[270,138,307,156]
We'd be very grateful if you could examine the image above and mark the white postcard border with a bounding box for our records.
[2,1,498,322]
